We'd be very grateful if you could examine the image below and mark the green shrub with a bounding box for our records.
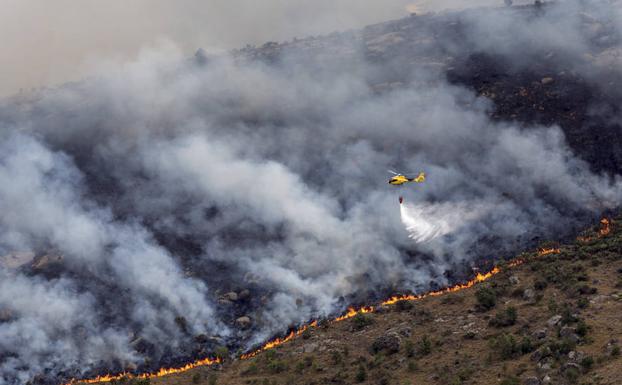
[407,360,418,373]
[395,300,415,311]
[499,376,520,385]
[612,346,620,357]
[580,356,594,371]
[404,340,415,357]
[490,334,519,359]
[242,362,259,376]
[489,306,517,327]
[351,313,374,331]
[355,364,367,383]
[475,286,497,310]
[267,359,288,374]
[576,320,589,337]
[519,337,535,354]
[417,336,432,356]
[577,297,589,309]
[214,345,229,360]
[534,279,548,291]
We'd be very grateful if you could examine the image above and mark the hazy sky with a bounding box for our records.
[0,0,509,97]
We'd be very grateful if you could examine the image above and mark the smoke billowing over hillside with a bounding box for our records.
[1,1,621,384]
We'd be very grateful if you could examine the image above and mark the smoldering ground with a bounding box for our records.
[1,1,621,384]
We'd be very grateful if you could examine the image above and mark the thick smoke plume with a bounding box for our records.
[0,1,621,383]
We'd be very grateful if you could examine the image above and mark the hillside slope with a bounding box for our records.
[79,217,622,385]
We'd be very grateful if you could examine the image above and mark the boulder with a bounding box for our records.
[509,275,520,285]
[238,289,251,301]
[523,288,536,302]
[523,376,541,385]
[560,326,580,343]
[222,292,238,302]
[541,77,554,85]
[370,332,401,355]
[541,375,552,384]
[546,315,562,327]
[532,328,547,340]
[235,316,252,329]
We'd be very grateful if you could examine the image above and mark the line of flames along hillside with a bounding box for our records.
[63,217,615,385]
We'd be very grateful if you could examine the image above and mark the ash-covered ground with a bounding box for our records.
[1,1,622,384]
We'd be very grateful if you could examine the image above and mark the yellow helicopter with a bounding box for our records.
[388,170,426,204]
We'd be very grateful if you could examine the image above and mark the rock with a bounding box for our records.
[562,362,581,373]
[541,375,552,384]
[523,288,536,302]
[509,275,520,285]
[235,316,252,329]
[523,376,541,385]
[567,351,585,362]
[560,326,580,343]
[532,328,547,340]
[238,289,251,301]
[370,332,401,355]
[531,346,552,362]
[547,315,562,327]
[222,292,238,302]
[541,77,554,85]
[0,308,13,323]
[218,299,233,306]
[303,342,318,353]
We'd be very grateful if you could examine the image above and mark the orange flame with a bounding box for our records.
[600,218,611,236]
[62,357,221,385]
[577,217,612,243]
[538,248,561,256]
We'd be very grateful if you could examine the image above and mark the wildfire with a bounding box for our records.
[60,242,569,385]
[577,217,613,243]
[62,357,221,385]
[538,248,561,256]
[600,218,611,236]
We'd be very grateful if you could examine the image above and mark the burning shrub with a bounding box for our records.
[489,306,517,327]
[475,286,497,311]
[351,313,374,331]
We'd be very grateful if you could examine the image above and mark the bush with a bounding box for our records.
[576,320,589,337]
[242,362,259,376]
[352,313,374,331]
[499,376,520,385]
[267,359,288,374]
[519,337,535,354]
[192,373,202,384]
[407,360,418,373]
[417,336,432,356]
[404,340,415,357]
[214,345,229,360]
[355,364,367,382]
[490,334,519,359]
[475,286,497,310]
[208,375,217,385]
[534,279,548,291]
[577,297,589,309]
[612,346,620,357]
[489,307,517,327]
[395,300,414,312]
[580,356,594,371]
